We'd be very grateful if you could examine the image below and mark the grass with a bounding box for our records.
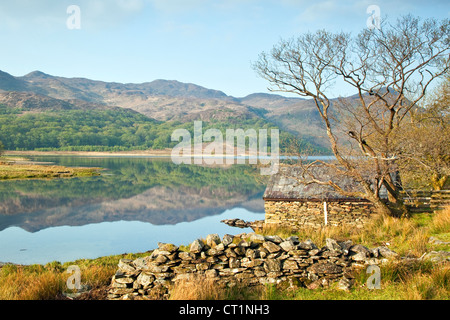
[166,257,449,300]
[261,207,450,257]
[0,208,448,300]
[166,258,449,300]
[0,252,148,300]
[168,275,263,300]
[0,157,101,180]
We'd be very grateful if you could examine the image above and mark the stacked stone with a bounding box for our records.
[264,200,377,230]
[107,233,397,300]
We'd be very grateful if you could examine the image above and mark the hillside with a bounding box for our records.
[16,70,252,122]
[237,93,328,148]
[0,94,311,152]
[0,69,331,152]
[0,91,118,112]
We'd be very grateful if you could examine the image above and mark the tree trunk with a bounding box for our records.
[387,199,409,218]
[362,181,407,217]
[380,175,409,217]
[372,198,393,217]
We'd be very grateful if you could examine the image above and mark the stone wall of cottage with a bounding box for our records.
[107,233,397,300]
[264,199,378,230]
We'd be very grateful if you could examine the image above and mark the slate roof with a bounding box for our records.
[263,165,387,201]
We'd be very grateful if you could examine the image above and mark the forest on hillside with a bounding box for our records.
[0,103,325,154]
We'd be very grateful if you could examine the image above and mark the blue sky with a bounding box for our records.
[0,0,448,98]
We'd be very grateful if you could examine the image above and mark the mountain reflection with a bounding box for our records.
[0,156,267,232]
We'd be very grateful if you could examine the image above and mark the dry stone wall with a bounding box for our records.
[264,200,377,230]
[107,232,397,300]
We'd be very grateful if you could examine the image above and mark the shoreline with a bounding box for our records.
[4,150,327,159]
[4,149,174,157]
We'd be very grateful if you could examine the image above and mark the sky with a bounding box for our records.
[0,0,448,98]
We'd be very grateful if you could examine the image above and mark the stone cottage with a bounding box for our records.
[263,165,386,230]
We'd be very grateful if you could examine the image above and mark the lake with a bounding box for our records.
[0,156,267,265]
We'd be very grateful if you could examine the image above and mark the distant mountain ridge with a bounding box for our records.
[19,70,232,100]
[0,69,330,149]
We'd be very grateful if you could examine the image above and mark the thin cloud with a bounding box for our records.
[0,0,147,31]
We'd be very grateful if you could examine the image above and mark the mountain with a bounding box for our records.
[0,91,121,112]
[237,93,328,148]
[0,70,30,92]
[20,71,231,100]
[238,92,305,108]
[0,69,331,151]
[11,70,262,123]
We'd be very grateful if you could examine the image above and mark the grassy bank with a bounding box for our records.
[0,156,101,180]
[0,253,148,300]
[0,207,448,300]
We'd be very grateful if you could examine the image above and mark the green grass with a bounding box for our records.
[260,259,448,300]
[263,283,406,300]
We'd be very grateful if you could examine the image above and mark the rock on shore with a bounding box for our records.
[220,219,264,231]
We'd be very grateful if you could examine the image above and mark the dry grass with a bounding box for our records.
[261,209,444,258]
[402,264,450,300]
[430,206,450,235]
[256,207,449,300]
[359,213,431,257]
[261,223,352,245]
[168,275,262,300]
[0,263,116,300]
[0,265,65,300]
[169,276,226,300]
[79,265,117,289]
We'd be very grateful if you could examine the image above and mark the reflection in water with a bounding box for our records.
[0,156,267,264]
[0,208,264,265]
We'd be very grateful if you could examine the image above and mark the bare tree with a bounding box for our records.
[254,15,449,216]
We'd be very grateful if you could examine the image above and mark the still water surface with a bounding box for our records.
[0,156,266,264]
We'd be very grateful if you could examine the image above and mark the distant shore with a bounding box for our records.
[4,149,287,158]
[4,149,174,157]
